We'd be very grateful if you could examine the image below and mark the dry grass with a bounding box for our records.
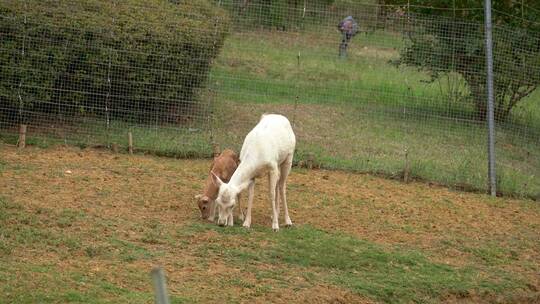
[1,144,539,303]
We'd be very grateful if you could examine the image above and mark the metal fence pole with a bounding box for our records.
[150,267,171,304]
[484,0,497,197]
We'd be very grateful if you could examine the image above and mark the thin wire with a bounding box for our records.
[492,8,540,26]
[321,1,484,10]
[507,0,540,15]
[406,5,483,11]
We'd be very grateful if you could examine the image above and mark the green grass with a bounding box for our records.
[1,149,538,303]
[209,30,540,199]
[211,30,473,114]
[190,223,527,303]
[0,262,168,304]
[212,29,540,127]
[1,28,538,198]
[0,119,214,158]
[5,199,525,303]
[0,198,172,303]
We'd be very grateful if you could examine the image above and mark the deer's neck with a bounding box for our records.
[228,160,258,193]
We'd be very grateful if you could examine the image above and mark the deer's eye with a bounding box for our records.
[202,206,207,210]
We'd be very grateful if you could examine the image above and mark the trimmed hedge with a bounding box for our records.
[0,0,229,124]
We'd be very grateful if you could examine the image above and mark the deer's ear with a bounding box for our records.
[211,171,224,187]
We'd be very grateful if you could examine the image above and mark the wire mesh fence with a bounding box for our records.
[0,0,225,156]
[0,0,539,198]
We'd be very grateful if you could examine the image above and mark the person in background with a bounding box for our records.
[338,16,359,58]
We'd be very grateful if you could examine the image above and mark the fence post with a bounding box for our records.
[150,267,171,304]
[213,143,220,158]
[307,152,314,170]
[484,0,497,197]
[128,132,133,154]
[18,124,27,149]
[403,148,410,183]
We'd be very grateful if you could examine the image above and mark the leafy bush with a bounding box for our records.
[0,0,229,124]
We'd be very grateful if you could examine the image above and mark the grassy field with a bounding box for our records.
[0,144,539,303]
[209,29,540,198]
[1,28,538,198]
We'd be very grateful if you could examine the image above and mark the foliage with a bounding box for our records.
[383,0,540,121]
[380,0,540,30]
[217,0,338,30]
[0,0,229,123]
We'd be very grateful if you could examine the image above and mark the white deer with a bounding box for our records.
[211,114,296,231]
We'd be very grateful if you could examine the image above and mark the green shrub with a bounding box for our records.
[0,0,229,124]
